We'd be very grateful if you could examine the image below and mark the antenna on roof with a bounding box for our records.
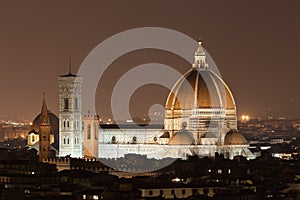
[69,57,72,74]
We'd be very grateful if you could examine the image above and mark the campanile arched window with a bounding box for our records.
[87,124,91,139]
[64,98,69,110]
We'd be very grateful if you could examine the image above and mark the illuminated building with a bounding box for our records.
[58,68,83,158]
[164,40,236,145]
[94,41,255,160]
[50,41,255,160]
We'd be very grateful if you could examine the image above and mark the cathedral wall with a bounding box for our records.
[98,129,164,144]
[98,144,218,160]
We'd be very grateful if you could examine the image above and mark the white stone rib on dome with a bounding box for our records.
[165,68,236,110]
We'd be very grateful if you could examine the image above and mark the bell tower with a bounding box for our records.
[39,93,51,161]
[83,112,99,158]
[58,64,83,158]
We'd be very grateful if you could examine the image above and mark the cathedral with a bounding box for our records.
[93,41,255,160]
[28,41,255,160]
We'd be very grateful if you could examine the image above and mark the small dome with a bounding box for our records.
[168,122,194,145]
[30,111,59,150]
[224,130,248,145]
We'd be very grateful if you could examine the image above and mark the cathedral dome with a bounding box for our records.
[164,40,237,134]
[168,122,194,145]
[224,130,248,145]
[166,68,235,110]
[165,40,235,111]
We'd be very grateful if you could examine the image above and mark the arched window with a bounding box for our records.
[63,138,66,145]
[74,120,77,129]
[67,138,70,144]
[64,98,69,110]
[133,136,137,143]
[94,124,98,140]
[63,120,66,128]
[87,124,91,139]
[112,136,116,143]
[67,120,70,128]
[74,98,78,109]
[32,135,35,142]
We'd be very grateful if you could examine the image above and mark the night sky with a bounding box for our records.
[1,1,300,121]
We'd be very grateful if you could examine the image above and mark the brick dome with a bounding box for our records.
[224,130,248,145]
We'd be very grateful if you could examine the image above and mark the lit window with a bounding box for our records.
[93,195,98,200]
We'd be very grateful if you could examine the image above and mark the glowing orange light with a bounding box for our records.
[241,115,250,121]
